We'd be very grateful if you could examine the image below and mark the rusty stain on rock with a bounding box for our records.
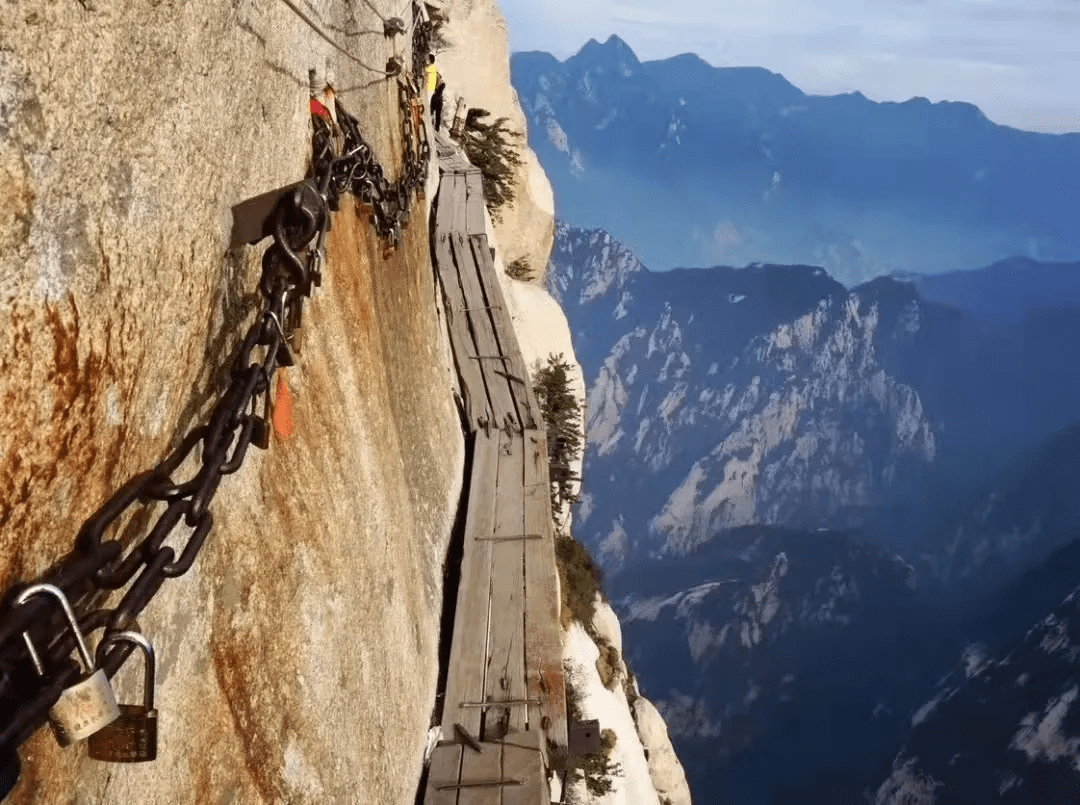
[2,0,466,799]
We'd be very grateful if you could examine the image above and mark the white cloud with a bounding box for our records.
[503,0,1080,132]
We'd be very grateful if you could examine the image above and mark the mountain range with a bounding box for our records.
[512,36,1080,286]
[547,223,1080,573]
[546,221,1080,802]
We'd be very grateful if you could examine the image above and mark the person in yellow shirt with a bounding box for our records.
[425,54,438,94]
[426,54,446,130]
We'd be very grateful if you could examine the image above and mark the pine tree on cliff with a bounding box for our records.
[459,108,522,222]
[533,354,582,519]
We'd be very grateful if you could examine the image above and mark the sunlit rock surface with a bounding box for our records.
[436,0,555,282]
[2,3,463,802]
[563,613,692,805]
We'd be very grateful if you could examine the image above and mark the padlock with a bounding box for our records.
[287,298,304,356]
[250,369,273,450]
[88,631,157,762]
[250,414,271,450]
[14,584,120,746]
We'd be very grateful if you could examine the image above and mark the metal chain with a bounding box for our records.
[324,13,431,250]
[0,12,432,790]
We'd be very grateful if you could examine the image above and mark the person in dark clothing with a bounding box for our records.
[431,78,446,131]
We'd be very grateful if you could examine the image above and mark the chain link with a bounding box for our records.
[0,8,432,784]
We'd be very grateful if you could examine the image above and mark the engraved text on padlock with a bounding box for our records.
[50,669,122,746]
[88,630,158,762]
[88,705,157,762]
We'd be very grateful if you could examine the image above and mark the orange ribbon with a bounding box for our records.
[272,369,294,439]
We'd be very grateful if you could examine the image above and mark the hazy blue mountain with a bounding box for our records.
[610,432,1080,805]
[548,219,1080,800]
[513,36,1080,286]
[916,256,1080,322]
[615,526,924,804]
[875,580,1080,804]
[910,423,1080,590]
[549,223,1080,574]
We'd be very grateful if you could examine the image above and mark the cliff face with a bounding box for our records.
[2,3,695,803]
[562,602,693,805]
[435,0,556,281]
[2,2,462,802]
[501,218,691,805]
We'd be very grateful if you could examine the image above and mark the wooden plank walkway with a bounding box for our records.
[431,136,535,434]
[424,135,566,804]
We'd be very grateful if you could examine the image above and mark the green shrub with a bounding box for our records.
[428,10,450,51]
[505,256,533,281]
[555,534,604,628]
[564,660,584,723]
[623,665,640,708]
[563,668,623,801]
[459,108,522,222]
[573,728,623,798]
[533,353,583,520]
[595,641,621,690]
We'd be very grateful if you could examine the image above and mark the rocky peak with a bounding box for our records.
[573,34,641,76]
[547,220,646,307]
[436,0,556,280]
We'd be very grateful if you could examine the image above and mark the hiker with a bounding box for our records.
[432,81,447,131]
[425,53,438,94]
[425,54,446,130]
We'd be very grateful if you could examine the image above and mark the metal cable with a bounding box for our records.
[359,0,388,24]
[274,0,394,75]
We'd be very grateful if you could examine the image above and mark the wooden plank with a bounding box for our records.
[523,429,569,766]
[482,432,528,742]
[442,432,500,739]
[436,175,457,234]
[451,234,519,430]
[450,173,469,235]
[465,170,486,235]
[467,235,539,430]
[456,741,502,805]
[434,232,490,429]
[501,731,548,805]
[424,743,463,805]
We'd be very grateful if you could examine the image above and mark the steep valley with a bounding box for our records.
[548,221,1080,802]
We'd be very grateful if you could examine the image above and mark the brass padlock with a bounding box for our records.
[88,631,157,762]
[15,584,120,746]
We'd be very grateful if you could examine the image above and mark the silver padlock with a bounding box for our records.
[88,631,157,762]
[15,583,121,746]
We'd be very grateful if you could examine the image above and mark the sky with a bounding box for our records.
[499,0,1080,134]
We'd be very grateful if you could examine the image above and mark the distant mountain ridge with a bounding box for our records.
[916,256,1080,322]
[513,36,1080,285]
[875,580,1080,804]
[549,222,1080,571]
[548,221,1080,801]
